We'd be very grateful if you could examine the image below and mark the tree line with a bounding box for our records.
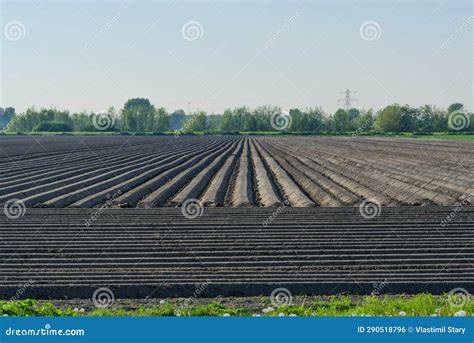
[3,98,473,134]
[0,107,15,130]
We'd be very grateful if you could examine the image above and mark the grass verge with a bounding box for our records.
[410,133,474,140]
[1,294,472,317]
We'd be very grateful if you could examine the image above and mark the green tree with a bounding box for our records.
[0,107,15,129]
[242,111,256,131]
[170,109,187,130]
[120,98,155,132]
[207,114,222,131]
[447,103,463,114]
[33,122,73,132]
[347,108,360,120]
[71,111,93,131]
[374,104,403,132]
[220,109,233,132]
[399,105,418,132]
[332,109,352,132]
[306,107,327,132]
[7,108,66,132]
[352,110,374,133]
[153,107,170,132]
[289,108,304,131]
[431,108,449,132]
[184,111,208,132]
[253,105,280,131]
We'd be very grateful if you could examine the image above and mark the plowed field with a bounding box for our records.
[1,206,472,298]
[1,135,472,208]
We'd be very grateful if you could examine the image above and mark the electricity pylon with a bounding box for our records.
[338,89,358,111]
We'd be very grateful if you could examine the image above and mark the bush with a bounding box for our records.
[33,122,73,132]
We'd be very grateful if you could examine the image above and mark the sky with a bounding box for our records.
[1,0,472,114]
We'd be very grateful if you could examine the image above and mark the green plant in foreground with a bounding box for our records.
[0,299,76,317]
[0,294,472,317]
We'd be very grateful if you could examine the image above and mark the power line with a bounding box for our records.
[338,89,358,111]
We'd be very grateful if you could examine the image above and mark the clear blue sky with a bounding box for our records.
[1,0,472,114]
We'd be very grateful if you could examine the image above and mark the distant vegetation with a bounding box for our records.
[0,107,15,130]
[33,122,74,132]
[2,99,473,135]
